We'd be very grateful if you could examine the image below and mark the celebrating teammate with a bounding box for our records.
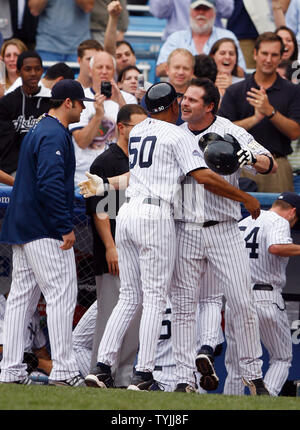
[224,191,300,396]
[172,78,277,394]
[0,80,94,387]
[81,81,261,392]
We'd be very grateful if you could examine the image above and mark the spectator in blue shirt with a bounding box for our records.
[28,0,94,63]
[149,0,234,41]
[155,0,246,78]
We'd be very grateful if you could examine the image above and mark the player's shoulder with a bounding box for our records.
[215,116,249,138]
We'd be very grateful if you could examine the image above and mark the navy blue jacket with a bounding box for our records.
[0,115,75,244]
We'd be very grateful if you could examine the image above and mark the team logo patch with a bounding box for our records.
[56,150,61,156]
[193,149,202,157]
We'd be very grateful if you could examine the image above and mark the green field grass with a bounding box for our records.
[0,385,299,411]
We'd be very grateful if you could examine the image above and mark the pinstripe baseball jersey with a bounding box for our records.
[238,210,292,289]
[179,116,270,222]
[126,118,207,206]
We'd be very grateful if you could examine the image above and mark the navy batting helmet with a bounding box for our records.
[203,135,241,176]
[198,132,224,151]
[145,82,178,113]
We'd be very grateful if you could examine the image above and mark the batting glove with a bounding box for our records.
[78,172,107,198]
[237,149,257,167]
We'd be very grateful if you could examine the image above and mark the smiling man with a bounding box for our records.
[218,31,300,192]
[0,50,52,176]
[156,0,246,77]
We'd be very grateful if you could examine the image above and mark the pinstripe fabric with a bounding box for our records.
[72,300,98,378]
[96,117,206,375]
[0,238,79,382]
[97,199,176,372]
[172,221,262,386]
[126,118,207,205]
[153,270,224,392]
[224,211,293,396]
[180,117,271,222]
[168,117,267,387]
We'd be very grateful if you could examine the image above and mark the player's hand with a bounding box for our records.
[106,246,119,276]
[61,230,76,250]
[237,148,257,167]
[243,195,260,220]
[78,172,105,197]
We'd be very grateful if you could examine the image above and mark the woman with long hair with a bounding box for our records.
[209,37,244,99]
[0,38,27,97]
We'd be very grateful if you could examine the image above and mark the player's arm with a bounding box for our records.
[190,168,260,219]
[72,94,106,149]
[93,214,119,276]
[269,243,300,257]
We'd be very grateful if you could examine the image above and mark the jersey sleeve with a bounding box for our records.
[266,218,292,249]
[234,127,271,174]
[172,129,207,175]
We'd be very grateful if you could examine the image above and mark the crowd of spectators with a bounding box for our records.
[0,0,300,392]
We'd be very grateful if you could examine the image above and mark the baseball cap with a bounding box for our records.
[277,191,300,229]
[51,79,95,102]
[190,0,216,9]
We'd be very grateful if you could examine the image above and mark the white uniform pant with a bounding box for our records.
[91,274,142,387]
[224,291,293,396]
[97,199,176,373]
[0,239,79,382]
[171,221,263,386]
[72,300,98,378]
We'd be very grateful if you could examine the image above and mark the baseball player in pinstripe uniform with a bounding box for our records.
[82,82,261,391]
[224,192,300,396]
[0,80,94,386]
[171,78,277,394]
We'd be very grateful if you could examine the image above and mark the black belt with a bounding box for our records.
[126,197,161,206]
[203,221,219,228]
[154,366,163,371]
[253,284,273,291]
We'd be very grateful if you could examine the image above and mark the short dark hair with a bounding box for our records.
[275,26,299,62]
[254,32,285,56]
[16,50,42,70]
[194,54,217,82]
[188,77,220,115]
[116,40,135,56]
[77,39,103,58]
[44,62,75,80]
[116,104,147,124]
[117,65,141,83]
[277,59,294,80]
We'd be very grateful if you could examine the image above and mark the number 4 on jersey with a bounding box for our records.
[239,226,260,258]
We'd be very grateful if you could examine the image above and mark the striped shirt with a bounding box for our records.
[238,210,292,290]
[179,116,270,222]
[126,118,207,206]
